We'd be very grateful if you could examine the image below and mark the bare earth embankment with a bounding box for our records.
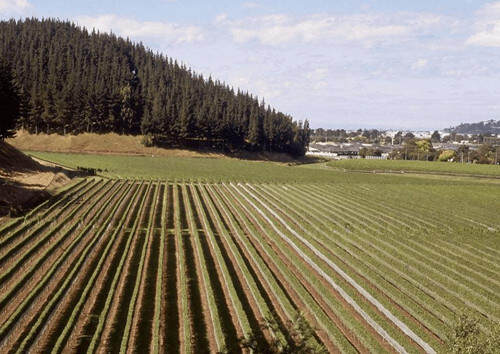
[8,130,302,163]
[0,141,75,218]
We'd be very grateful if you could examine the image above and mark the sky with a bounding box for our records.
[1,0,500,130]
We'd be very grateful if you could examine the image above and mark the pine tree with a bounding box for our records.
[55,86,73,134]
[41,89,56,134]
[120,84,136,134]
[0,18,310,155]
[179,88,194,140]
[0,59,20,139]
[17,85,32,131]
[247,104,261,150]
[28,90,44,134]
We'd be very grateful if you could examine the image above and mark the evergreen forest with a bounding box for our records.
[0,18,310,156]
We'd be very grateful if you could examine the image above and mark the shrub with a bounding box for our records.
[438,150,456,162]
[446,313,500,354]
[237,312,327,353]
[141,134,154,147]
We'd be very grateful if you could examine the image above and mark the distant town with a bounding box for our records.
[307,121,500,164]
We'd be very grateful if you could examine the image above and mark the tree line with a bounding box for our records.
[0,59,18,140]
[445,119,500,135]
[0,18,310,156]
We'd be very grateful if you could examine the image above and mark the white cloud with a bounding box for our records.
[0,0,31,15]
[217,12,450,46]
[467,1,500,47]
[412,59,428,70]
[243,2,260,9]
[304,68,329,91]
[306,67,328,80]
[75,14,204,44]
[214,13,228,24]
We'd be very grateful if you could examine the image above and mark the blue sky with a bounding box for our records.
[1,0,500,129]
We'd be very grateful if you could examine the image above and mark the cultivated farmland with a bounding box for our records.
[326,159,500,178]
[0,175,498,353]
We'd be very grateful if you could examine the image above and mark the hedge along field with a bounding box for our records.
[326,158,500,177]
[0,176,498,353]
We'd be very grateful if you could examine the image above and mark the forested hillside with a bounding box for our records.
[445,119,500,135]
[0,18,310,155]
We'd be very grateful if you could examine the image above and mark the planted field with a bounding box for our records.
[326,159,500,177]
[24,150,500,185]
[0,177,499,353]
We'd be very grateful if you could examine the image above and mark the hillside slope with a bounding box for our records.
[0,18,309,156]
[0,141,74,217]
[8,130,223,158]
[8,130,305,162]
[445,119,500,134]
[0,139,41,172]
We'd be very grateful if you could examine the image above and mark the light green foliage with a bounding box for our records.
[27,151,337,182]
[439,150,457,162]
[446,313,500,354]
[25,151,500,183]
[416,139,432,152]
[22,151,384,182]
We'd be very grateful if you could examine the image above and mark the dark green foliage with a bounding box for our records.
[431,130,441,143]
[359,147,382,158]
[0,58,20,139]
[446,119,500,135]
[0,18,310,156]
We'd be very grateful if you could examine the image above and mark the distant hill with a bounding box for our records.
[445,119,500,135]
[0,18,309,156]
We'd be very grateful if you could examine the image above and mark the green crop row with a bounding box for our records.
[258,183,451,341]
[301,184,500,302]
[0,178,93,251]
[0,178,497,353]
[0,179,109,286]
[204,183,288,348]
[51,181,139,353]
[265,182,496,338]
[151,183,166,354]
[222,183,358,353]
[86,181,148,353]
[120,183,160,353]
[245,183,438,353]
[0,178,87,238]
[7,180,129,352]
[189,184,253,341]
[293,184,500,324]
[181,184,226,352]
[0,179,115,314]
[172,183,192,354]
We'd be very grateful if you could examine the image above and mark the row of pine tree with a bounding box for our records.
[0,18,310,156]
